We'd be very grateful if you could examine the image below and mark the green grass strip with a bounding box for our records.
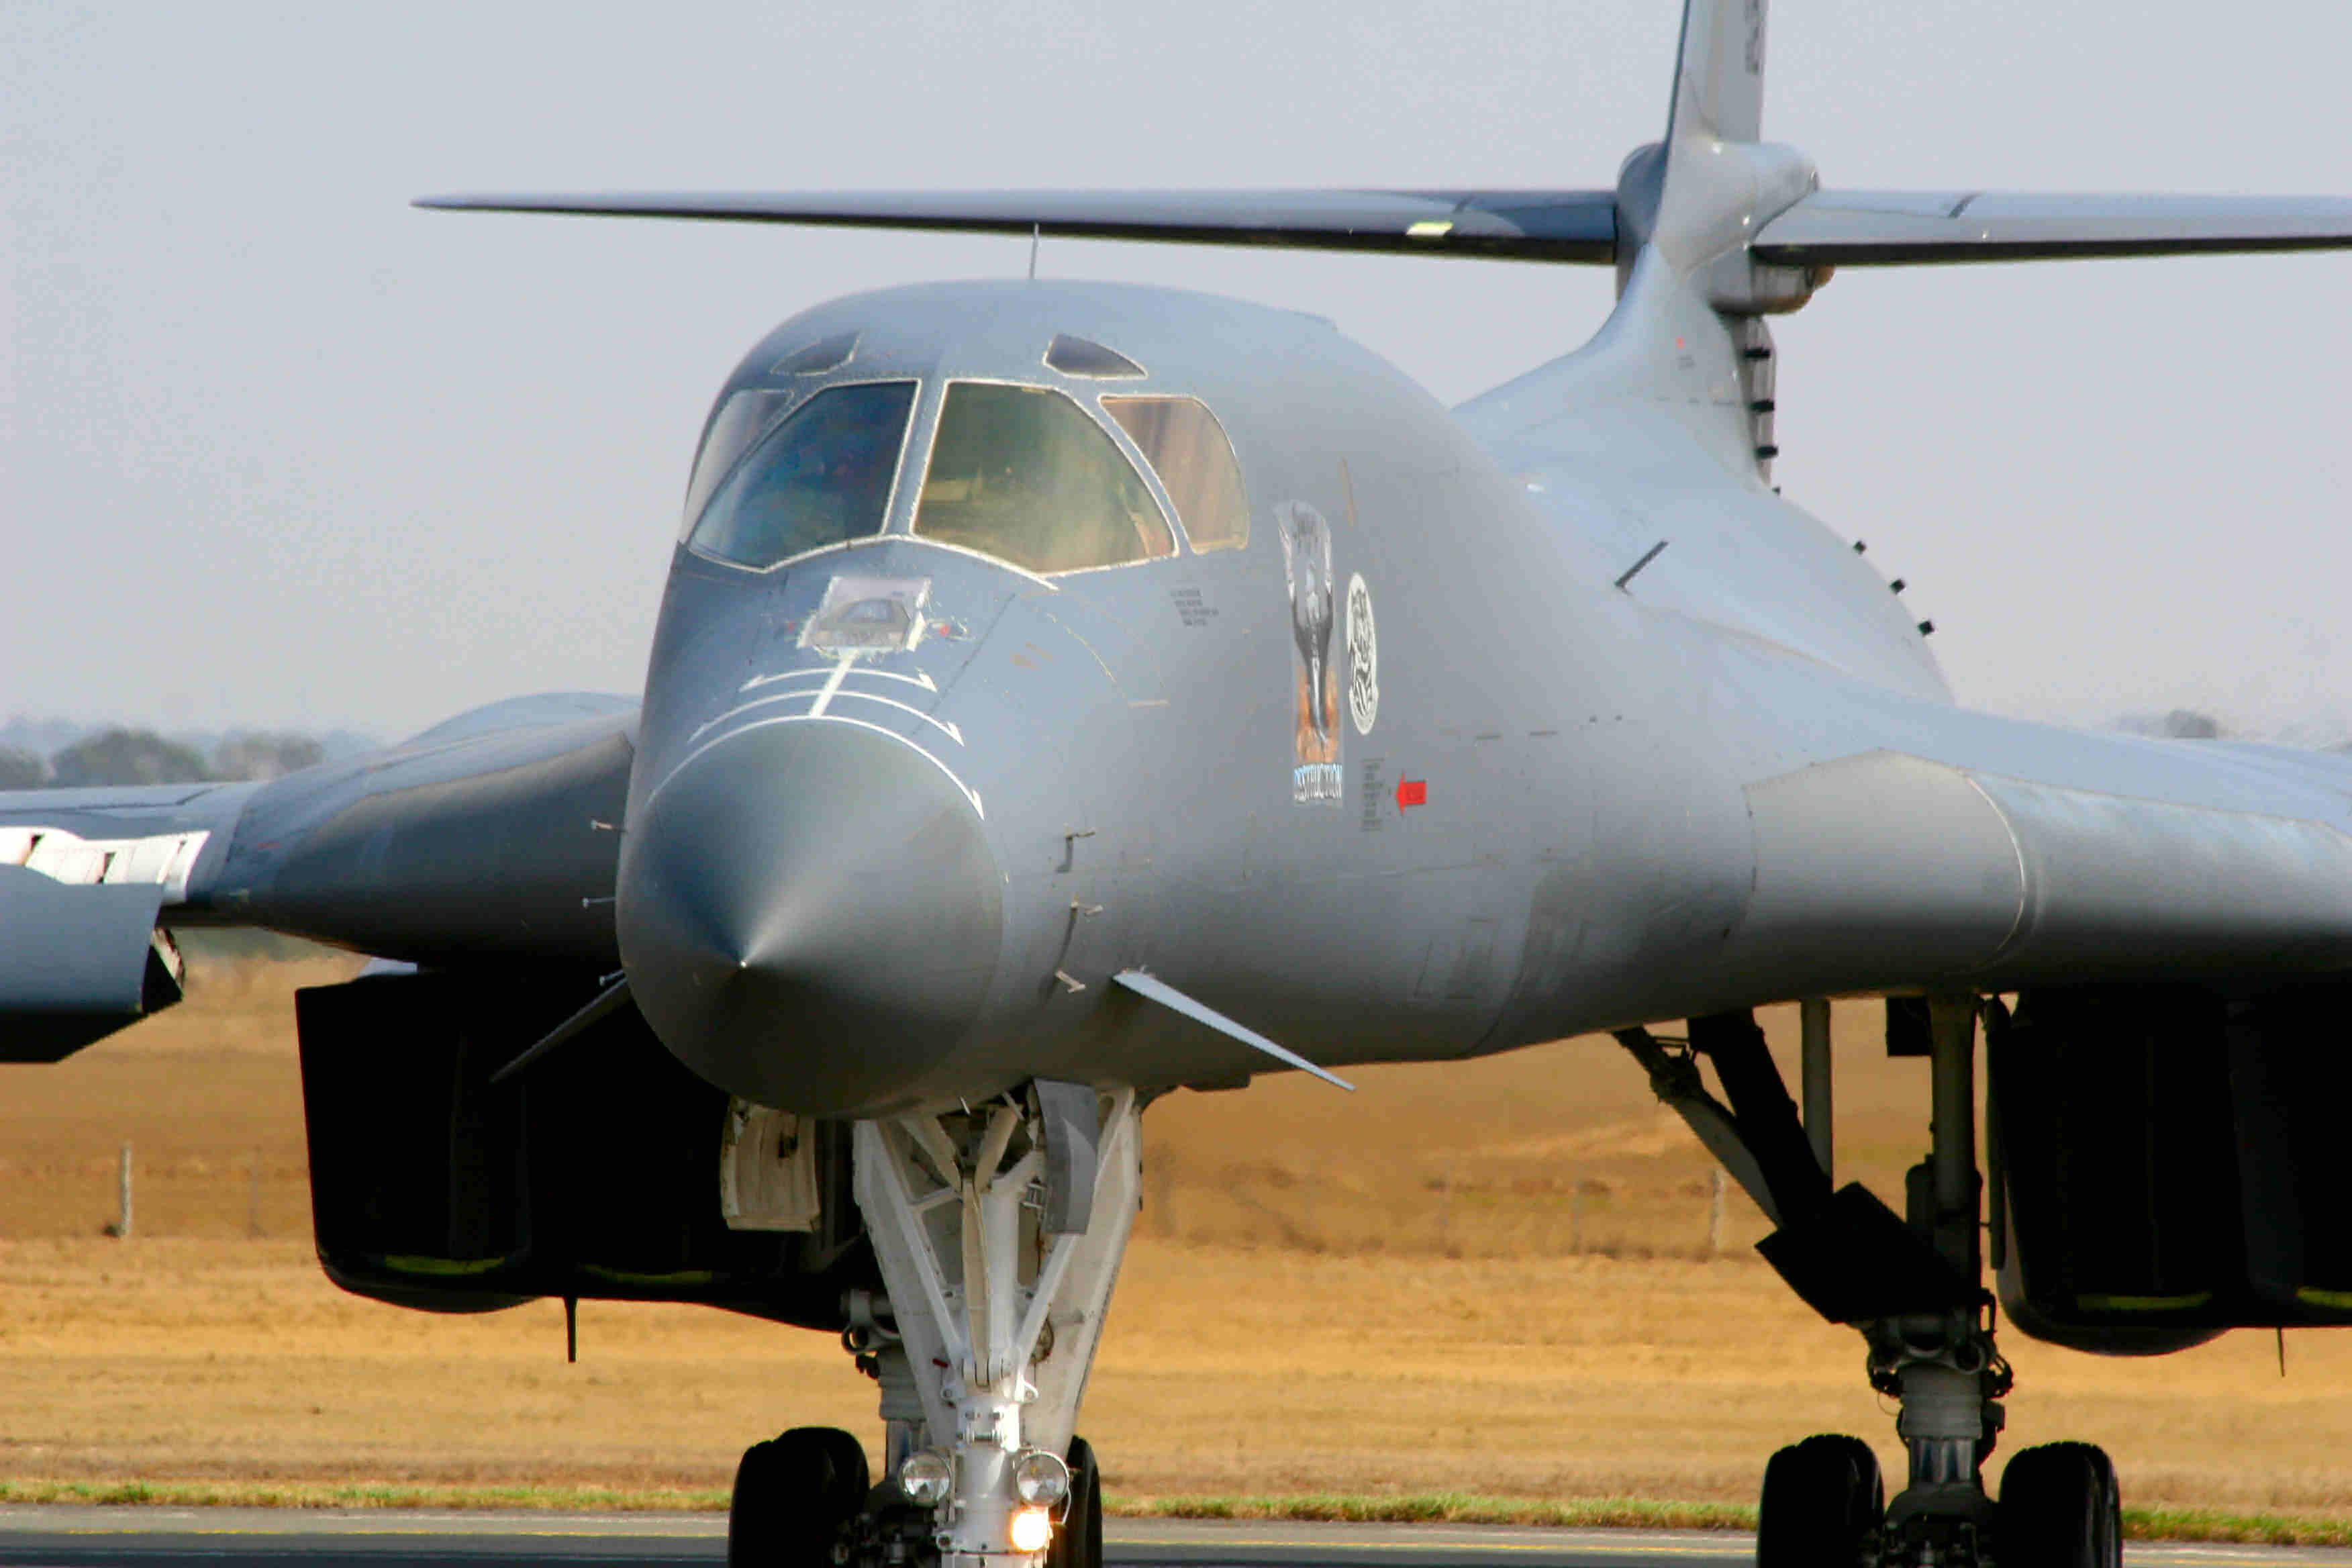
[1108,1495,1756,1530]
[5,1481,2352,1545]
[2122,1508,2352,1547]
[1112,1496,2352,1545]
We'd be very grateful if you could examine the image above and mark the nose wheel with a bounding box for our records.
[728,1425,871,1568]
[1044,1436,1101,1568]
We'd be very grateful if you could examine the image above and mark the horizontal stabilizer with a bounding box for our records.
[416,189,1617,264]
[1755,191,2352,266]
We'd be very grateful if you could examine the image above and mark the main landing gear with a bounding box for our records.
[726,1083,1137,1568]
[1621,998,2121,1568]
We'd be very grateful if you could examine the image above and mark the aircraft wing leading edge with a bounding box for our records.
[413,189,1620,264]
[0,695,638,1057]
[1755,191,2352,265]
[417,188,2352,272]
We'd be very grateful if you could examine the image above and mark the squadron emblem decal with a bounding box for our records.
[1277,501,1342,805]
[1345,573,1378,736]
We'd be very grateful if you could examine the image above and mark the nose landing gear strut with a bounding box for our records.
[726,1082,1136,1568]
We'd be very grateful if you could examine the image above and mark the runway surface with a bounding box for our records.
[1,1511,2349,1568]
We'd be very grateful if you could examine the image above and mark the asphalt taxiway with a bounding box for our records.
[1,1511,2348,1568]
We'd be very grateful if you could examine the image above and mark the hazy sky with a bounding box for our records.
[7,1,2351,741]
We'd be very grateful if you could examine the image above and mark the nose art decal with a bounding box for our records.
[1277,501,1342,806]
[1345,572,1379,737]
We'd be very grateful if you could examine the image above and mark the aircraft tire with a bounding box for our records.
[1757,1433,1883,1568]
[1048,1435,1103,1568]
[727,1425,871,1568]
[2001,1442,2120,1568]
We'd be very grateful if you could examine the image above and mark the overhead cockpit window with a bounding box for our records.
[914,383,1174,575]
[1043,334,1145,379]
[774,330,860,377]
[1102,396,1251,551]
[687,381,916,571]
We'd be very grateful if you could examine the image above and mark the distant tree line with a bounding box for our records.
[0,730,328,790]
[2115,709,2225,741]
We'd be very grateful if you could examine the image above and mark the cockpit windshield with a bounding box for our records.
[687,381,916,571]
[913,383,1173,575]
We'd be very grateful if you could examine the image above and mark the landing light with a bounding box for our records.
[1010,1506,1055,1553]
[1012,1448,1071,1506]
[899,1449,952,1507]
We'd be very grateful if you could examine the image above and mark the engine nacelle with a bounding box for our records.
[295,969,871,1327]
[1990,982,2352,1353]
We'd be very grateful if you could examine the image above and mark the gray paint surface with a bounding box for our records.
[9,0,2352,1126]
[417,189,1619,264]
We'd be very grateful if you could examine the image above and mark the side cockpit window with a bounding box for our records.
[681,388,791,539]
[1102,395,1250,551]
[914,383,1173,575]
[687,381,916,571]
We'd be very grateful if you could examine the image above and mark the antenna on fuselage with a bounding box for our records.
[1027,222,1040,281]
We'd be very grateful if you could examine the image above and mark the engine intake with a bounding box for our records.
[1990,982,2352,1352]
[295,969,870,1326]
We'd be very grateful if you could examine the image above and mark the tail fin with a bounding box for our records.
[1630,0,2352,280]
[1617,0,1815,297]
[1667,0,1766,145]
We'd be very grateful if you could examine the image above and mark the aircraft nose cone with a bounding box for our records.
[617,721,1002,1116]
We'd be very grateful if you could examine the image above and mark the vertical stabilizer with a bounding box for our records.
[1625,0,1813,281]
[1667,0,1766,146]
[1568,0,1818,483]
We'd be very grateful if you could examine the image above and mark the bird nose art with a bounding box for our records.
[617,720,1002,1117]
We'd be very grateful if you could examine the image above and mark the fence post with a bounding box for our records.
[116,1141,132,1239]
[1436,1160,1453,1253]
[1708,1167,1726,1257]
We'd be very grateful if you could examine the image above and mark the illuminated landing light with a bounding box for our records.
[1406,219,1455,240]
[1010,1506,1055,1553]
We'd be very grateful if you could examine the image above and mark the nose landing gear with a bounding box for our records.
[726,1083,1136,1568]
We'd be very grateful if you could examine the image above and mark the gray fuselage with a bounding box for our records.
[611,273,2349,1120]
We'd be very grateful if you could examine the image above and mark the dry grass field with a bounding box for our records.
[5,952,2352,1518]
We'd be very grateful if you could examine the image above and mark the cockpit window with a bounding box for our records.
[914,383,1174,575]
[1102,395,1250,550]
[687,381,916,571]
